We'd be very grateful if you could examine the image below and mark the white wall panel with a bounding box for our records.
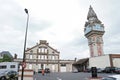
[89,55,110,68]
[60,67,66,72]
[113,58,120,67]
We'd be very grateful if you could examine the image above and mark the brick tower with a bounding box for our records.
[84,6,105,57]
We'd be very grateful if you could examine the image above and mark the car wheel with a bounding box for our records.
[0,76,6,80]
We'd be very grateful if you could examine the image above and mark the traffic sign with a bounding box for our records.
[22,62,26,68]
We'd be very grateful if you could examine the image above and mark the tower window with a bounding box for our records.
[96,37,100,42]
[88,38,92,43]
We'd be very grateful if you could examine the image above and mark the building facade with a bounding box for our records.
[73,54,120,71]
[89,54,120,68]
[25,40,60,72]
[14,40,74,72]
[84,6,105,57]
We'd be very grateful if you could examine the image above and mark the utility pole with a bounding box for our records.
[21,8,29,80]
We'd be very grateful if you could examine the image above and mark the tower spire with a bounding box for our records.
[87,5,97,20]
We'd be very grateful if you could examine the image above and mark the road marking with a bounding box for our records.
[57,77,62,80]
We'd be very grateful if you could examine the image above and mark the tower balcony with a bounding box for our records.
[85,30,105,38]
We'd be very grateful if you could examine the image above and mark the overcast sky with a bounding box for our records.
[0,0,120,60]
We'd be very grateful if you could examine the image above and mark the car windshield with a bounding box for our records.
[4,70,17,74]
[4,71,9,73]
[117,68,120,70]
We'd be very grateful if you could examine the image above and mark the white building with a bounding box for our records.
[89,54,120,68]
[73,54,120,71]
[14,40,74,72]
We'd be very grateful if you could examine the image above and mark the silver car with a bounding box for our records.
[102,75,120,80]
[0,70,18,80]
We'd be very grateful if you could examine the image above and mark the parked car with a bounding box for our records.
[97,68,104,73]
[45,68,50,73]
[72,69,78,73]
[0,70,18,80]
[84,68,91,72]
[38,69,42,73]
[103,67,117,73]
[115,68,120,74]
[102,75,120,80]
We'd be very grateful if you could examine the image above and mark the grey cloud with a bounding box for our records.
[29,19,52,32]
[0,0,25,30]
[0,0,26,56]
[68,36,88,50]
[104,34,120,54]
[0,0,51,32]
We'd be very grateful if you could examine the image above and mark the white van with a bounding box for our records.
[0,62,19,72]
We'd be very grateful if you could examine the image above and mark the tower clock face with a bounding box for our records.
[85,26,92,34]
[93,24,104,31]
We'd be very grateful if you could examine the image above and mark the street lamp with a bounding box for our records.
[21,8,29,80]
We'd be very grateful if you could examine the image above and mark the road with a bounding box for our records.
[33,72,117,80]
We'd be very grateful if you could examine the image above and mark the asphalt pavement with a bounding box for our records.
[33,72,116,80]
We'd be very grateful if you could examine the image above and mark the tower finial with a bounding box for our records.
[87,5,97,20]
[90,5,92,9]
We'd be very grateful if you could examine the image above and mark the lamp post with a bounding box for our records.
[21,8,29,80]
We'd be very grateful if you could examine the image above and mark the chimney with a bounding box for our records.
[14,54,17,59]
[74,57,77,62]
[40,40,47,44]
